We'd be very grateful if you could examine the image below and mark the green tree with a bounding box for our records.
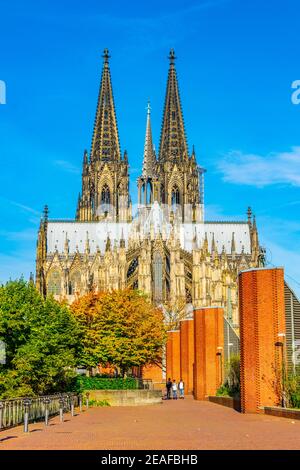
[71,289,167,376]
[0,279,80,398]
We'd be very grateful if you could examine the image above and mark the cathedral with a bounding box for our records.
[36,48,261,329]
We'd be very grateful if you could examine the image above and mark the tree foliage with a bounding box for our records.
[0,279,80,398]
[71,289,166,374]
[163,298,189,330]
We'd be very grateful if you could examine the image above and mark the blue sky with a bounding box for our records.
[0,0,299,296]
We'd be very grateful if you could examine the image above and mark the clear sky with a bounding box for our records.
[0,0,299,297]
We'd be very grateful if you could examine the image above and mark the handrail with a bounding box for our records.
[0,392,81,431]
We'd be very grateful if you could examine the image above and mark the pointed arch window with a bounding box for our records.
[69,271,81,295]
[146,180,152,205]
[101,184,111,205]
[160,184,165,204]
[171,185,180,206]
[47,270,61,296]
[127,258,138,279]
[153,252,163,302]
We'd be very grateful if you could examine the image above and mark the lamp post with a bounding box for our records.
[86,392,90,410]
[276,332,287,408]
[70,395,75,417]
[43,397,51,426]
[23,399,31,433]
[217,346,223,387]
[59,396,65,423]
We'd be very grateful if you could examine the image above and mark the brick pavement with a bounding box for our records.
[0,397,300,450]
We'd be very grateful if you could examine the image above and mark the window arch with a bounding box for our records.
[153,252,163,302]
[101,184,111,205]
[47,270,61,296]
[69,271,81,295]
[160,184,165,204]
[146,180,152,205]
[127,258,138,279]
[171,185,180,206]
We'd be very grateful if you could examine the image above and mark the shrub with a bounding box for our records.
[216,354,240,398]
[88,399,111,407]
[284,372,300,409]
[71,375,138,392]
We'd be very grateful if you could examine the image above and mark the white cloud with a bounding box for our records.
[0,228,37,242]
[54,160,80,174]
[217,147,300,187]
[0,198,41,216]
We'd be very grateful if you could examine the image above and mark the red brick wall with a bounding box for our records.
[180,319,194,393]
[194,307,224,400]
[239,268,286,413]
[142,363,163,383]
[166,330,181,382]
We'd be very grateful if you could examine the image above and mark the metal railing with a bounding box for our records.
[0,393,82,431]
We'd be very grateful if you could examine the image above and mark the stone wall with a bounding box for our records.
[87,389,162,406]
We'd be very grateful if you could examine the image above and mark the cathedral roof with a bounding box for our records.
[183,222,251,254]
[47,221,130,255]
[46,218,251,255]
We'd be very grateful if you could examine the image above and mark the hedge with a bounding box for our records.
[71,376,138,392]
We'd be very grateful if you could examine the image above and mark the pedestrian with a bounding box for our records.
[172,379,178,400]
[166,377,172,400]
[178,378,185,399]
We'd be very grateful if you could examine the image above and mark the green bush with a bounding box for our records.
[88,399,111,407]
[216,384,231,397]
[216,354,240,399]
[285,372,300,409]
[71,375,138,392]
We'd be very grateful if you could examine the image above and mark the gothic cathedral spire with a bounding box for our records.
[159,49,188,162]
[76,49,130,222]
[90,49,121,161]
[142,101,156,178]
[138,102,157,206]
[156,50,201,222]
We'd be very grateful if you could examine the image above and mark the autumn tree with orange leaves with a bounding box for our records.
[71,289,166,376]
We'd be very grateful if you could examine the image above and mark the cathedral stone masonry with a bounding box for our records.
[239,268,286,413]
[36,49,261,331]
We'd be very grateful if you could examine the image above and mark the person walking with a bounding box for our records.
[178,379,185,399]
[166,378,172,400]
[172,379,178,400]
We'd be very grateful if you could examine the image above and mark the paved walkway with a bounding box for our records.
[1,397,300,450]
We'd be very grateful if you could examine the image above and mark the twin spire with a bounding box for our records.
[158,48,188,161]
[90,48,121,161]
[91,48,189,166]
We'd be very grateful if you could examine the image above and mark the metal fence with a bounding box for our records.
[0,393,81,431]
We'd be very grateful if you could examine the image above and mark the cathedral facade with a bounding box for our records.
[36,49,261,328]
